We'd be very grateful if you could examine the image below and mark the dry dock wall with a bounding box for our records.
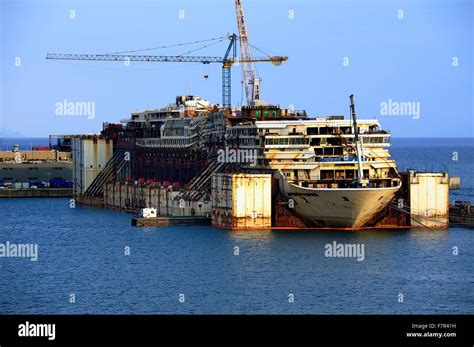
[211,173,272,229]
[72,138,113,196]
[104,182,211,217]
[0,188,72,198]
[449,176,461,190]
[407,172,449,227]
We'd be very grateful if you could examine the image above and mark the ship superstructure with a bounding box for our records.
[258,116,398,188]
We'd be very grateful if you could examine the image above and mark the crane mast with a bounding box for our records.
[235,0,260,105]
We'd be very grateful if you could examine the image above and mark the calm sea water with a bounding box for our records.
[0,138,473,314]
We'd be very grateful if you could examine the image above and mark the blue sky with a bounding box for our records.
[1,0,473,137]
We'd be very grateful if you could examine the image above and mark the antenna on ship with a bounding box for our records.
[349,95,368,187]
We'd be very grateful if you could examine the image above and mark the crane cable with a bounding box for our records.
[177,37,228,57]
[103,36,227,55]
[249,42,272,57]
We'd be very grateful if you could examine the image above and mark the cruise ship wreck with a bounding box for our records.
[75,94,408,229]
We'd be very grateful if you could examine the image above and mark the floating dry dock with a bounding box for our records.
[70,135,453,230]
[124,171,451,230]
[68,111,461,230]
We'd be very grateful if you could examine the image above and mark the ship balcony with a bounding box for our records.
[366,130,390,135]
[265,144,310,149]
[288,177,399,189]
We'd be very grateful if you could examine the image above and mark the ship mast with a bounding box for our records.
[349,95,368,187]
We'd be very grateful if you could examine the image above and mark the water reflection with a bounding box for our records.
[407,228,450,240]
[228,229,275,241]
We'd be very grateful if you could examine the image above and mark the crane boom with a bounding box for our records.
[46,53,286,65]
[235,0,259,105]
[46,53,224,64]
